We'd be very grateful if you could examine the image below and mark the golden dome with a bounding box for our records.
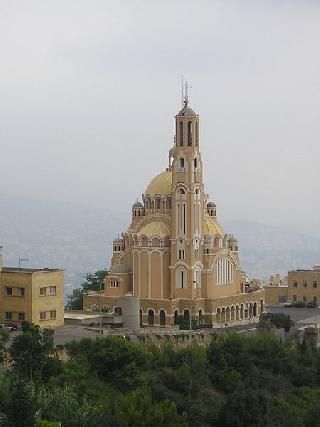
[144,170,172,197]
[203,215,225,236]
[138,221,170,237]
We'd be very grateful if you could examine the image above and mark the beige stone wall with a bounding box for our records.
[84,289,265,327]
[288,270,320,303]
[0,269,64,327]
[0,271,33,323]
[264,285,288,305]
[31,270,64,327]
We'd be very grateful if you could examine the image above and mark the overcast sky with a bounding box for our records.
[1,0,320,236]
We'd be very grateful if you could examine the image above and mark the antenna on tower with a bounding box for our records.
[184,81,189,107]
[181,74,184,108]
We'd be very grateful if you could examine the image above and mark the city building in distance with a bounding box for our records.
[84,89,265,326]
[0,247,64,327]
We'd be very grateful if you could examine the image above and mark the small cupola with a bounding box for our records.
[228,236,238,252]
[207,201,216,217]
[132,200,144,219]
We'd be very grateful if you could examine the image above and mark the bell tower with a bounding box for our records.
[170,83,205,297]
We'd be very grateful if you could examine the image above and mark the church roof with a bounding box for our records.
[203,215,225,236]
[138,221,170,237]
[144,170,172,197]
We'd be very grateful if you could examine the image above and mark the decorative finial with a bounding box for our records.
[181,74,184,108]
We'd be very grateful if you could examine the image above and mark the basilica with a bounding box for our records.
[84,91,265,326]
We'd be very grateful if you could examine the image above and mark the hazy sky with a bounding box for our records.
[1,1,320,235]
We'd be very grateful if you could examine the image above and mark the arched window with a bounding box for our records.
[176,268,186,288]
[194,157,197,168]
[179,188,185,195]
[179,157,184,168]
[160,310,166,326]
[188,121,192,146]
[215,259,233,285]
[179,121,183,146]
[156,198,161,210]
[148,309,154,326]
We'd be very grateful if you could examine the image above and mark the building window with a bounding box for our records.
[194,157,197,168]
[156,198,161,210]
[40,287,46,296]
[19,287,25,296]
[18,312,25,321]
[303,281,307,288]
[293,281,298,288]
[179,121,183,146]
[215,259,233,285]
[50,310,56,319]
[187,121,192,146]
[313,281,318,288]
[178,249,185,260]
[110,280,119,288]
[303,296,307,302]
[114,307,122,316]
[179,157,184,168]
[49,286,56,295]
[5,287,12,296]
[40,312,46,320]
[5,312,12,320]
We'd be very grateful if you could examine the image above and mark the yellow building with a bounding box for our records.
[288,265,320,304]
[0,247,64,327]
[84,92,265,326]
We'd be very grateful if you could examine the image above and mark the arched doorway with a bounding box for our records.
[199,309,203,325]
[184,309,190,326]
[231,306,235,321]
[148,309,154,326]
[139,309,143,327]
[236,305,240,320]
[253,302,257,317]
[226,307,230,322]
[174,309,178,325]
[216,308,221,323]
[260,299,264,314]
[160,310,166,326]
[240,304,244,319]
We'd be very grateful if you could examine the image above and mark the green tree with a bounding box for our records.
[65,288,83,310]
[116,387,188,427]
[65,269,107,310]
[0,329,9,365]
[9,322,55,381]
[82,270,106,293]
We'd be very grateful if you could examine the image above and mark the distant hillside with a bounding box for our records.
[1,194,319,289]
[0,194,128,291]
[224,220,320,280]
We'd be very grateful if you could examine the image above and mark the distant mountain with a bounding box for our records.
[224,220,320,280]
[1,194,319,290]
[0,193,128,291]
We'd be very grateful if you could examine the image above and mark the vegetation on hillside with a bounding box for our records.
[1,321,320,425]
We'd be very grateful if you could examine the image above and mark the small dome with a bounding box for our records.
[177,106,197,117]
[144,170,172,197]
[207,201,216,208]
[229,237,238,243]
[110,264,129,274]
[133,201,143,208]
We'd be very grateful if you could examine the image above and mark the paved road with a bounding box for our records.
[267,305,320,324]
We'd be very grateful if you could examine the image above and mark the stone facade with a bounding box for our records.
[0,247,64,327]
[85,91,265,325]
[288,265,320,304]
[264,285,288,305]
